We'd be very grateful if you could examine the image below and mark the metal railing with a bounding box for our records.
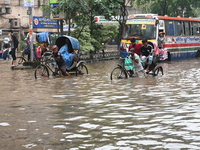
[80,51,120,61]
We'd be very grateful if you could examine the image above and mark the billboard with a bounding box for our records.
[33,16,59,28]
[50,0,59,8]
[94,16,119,23]
[24,0,34,8]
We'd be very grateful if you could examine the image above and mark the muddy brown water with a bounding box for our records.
[0,58,200,150]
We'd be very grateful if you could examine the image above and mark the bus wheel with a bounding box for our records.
[167,51,171,61]
[195,50,200,57]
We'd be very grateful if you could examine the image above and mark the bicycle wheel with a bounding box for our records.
[76,64,88,76]
[153,66,163,76]
[110,66,128,80]
[34,64,49,79]
[16,57,26,65]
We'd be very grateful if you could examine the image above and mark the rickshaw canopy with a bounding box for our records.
[55,35,80,53]
[37,32,51,44]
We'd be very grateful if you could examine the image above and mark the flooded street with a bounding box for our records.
[1,58,200,150]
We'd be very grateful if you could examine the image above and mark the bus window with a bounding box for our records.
[183,21,190,36]
[197,23,200,33]
[191,22,197,35]
[174,21,182,36]
[169,21,174,36]
[165,20,174,36]
[122,24,156,39]
[164,20,169,35]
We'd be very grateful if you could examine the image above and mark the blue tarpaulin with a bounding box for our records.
[59,44,74,69]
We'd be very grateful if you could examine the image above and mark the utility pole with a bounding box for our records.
[27,7,33,61]
[60,20,64,35]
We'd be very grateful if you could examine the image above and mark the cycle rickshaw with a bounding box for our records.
[34,35,88,79]
[110,51,163,80]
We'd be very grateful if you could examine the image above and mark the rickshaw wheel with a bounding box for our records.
[35,64,49,79]
[153,66,163,76]
[110,66,128,80]
[76,64,88,76]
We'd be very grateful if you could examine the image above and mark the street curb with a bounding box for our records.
[83,57,119,63]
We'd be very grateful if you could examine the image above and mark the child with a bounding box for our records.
[52,45,70,77]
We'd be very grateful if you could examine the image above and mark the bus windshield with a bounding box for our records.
[122,19,157,40]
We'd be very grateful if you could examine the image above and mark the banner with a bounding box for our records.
[33,16,59,28]
[24,0,34,8]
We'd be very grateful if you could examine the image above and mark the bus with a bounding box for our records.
[121,14,200,61]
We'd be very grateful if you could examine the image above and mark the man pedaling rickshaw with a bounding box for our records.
[52,45,70,77]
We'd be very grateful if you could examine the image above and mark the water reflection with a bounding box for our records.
[0,58,200,149]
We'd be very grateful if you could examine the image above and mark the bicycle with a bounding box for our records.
[34,51,59,79]
[34,51,89,79]
[17,47,41,66]
[16,51,28,65]
[110,57,130,80]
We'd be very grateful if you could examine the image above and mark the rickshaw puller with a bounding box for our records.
[52,45,70,77]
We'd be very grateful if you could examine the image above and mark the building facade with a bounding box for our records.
[0,0,58,39]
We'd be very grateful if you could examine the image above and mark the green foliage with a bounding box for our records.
[101,24,119,42]
[71,24,119,53]
[44,0,131,52]
[135,0,200,17]
[71,27,95,53]
[19,36,26,51]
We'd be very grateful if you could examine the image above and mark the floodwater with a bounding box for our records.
[0,58,200,150]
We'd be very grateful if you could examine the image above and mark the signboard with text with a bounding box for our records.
[4,0,10,4]
[33,16,59,28]
[24,0,34,8]
[50,0,59,8]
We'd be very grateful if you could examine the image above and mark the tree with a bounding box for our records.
[71,24,119,54]
[71,27,95,53]
[46,0,134,53]
[98,0,129,41]
[135,0,200,17]
[55,0,83,35]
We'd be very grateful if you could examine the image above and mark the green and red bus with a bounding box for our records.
[121,14,200,60]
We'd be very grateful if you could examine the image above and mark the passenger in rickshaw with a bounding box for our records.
[58,38,76,69]
[36,42,48,59]
[66,49,79,70]
[140,39,154,72]
[128,38,142,55]
[52,45,70,77]
[36,32,51,59]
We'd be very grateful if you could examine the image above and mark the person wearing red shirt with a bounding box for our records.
[128,38,142,55]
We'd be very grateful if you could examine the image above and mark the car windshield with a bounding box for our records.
[122,20,157,40]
